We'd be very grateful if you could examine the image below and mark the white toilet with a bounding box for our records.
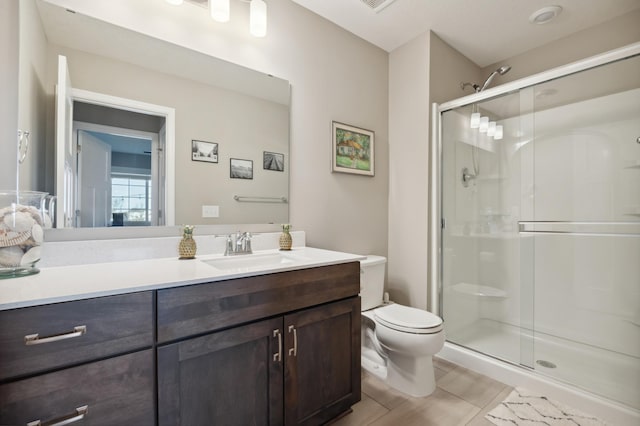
[360,255,445,397]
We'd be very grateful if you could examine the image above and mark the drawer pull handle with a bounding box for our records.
[27,404,88,426]
[24,325,87,346]
[288,325,297,357]
[273,329,282,362]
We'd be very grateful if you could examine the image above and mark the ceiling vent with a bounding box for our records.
[360,0,398,13]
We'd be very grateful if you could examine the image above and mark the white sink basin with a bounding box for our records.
[201,252,300,271]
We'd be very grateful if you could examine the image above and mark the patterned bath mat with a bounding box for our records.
[486,388,607,425]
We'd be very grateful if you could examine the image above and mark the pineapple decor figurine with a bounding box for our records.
[279,224,292,251]
[178,225,197,259]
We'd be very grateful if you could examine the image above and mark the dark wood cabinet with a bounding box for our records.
[0,349,155,426]
[0,261,361,426]
[0,292,153,381]
[0,292,155,426]
[158,317,284,426]
[157,263,361,426]
[284,297,361,426]
[158,297,360,426]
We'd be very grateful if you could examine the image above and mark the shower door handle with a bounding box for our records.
[518,221,639,236]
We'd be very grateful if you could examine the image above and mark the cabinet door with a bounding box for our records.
[284,297,361,425]
[0,349,154,426]
[158,317,284,426]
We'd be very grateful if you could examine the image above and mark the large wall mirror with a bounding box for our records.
[18,0,290,236]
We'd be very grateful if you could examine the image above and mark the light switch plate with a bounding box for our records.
[202,205,219,218]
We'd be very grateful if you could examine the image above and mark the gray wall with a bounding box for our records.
[481,9,640,83]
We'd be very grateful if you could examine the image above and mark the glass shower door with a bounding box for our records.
[525,55,640,409]
[441,89,536,369]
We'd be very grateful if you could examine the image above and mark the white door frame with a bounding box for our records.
[70,88,175,226]
[74,122,161,226]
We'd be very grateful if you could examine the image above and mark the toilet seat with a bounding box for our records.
[374,304,443,334]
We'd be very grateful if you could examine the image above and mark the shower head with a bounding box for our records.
[479,65,512,92]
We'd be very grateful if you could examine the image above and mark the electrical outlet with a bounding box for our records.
[202,205,219,218]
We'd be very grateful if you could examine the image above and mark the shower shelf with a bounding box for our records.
[451,283,507,298]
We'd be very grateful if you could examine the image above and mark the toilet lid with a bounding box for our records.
[374,304,443,334]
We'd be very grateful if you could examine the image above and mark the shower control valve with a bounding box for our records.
[462,167,476,188]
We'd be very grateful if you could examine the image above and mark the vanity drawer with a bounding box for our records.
[0,291,153,381]
[0,349,154,426]
[157,262,360,343]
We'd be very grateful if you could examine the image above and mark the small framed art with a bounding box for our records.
[332,121,374,176]
[192,140,218,163]
[263,151,285,172]
[230,158,253,179]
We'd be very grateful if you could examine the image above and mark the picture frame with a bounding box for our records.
[230,158,253,179]
[191,140,218,163]
[332,121,374,176]
[263,151,285,172]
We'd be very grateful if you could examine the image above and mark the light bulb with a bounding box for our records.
[494,125,503,140]
[478,116,489,133]
[210,0,230,22]
[165,0,183,5]
[250,0,267,37]
[487,121,497,136]
[470,112,480,129]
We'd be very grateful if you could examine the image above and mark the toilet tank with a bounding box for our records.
[359,255,387,311]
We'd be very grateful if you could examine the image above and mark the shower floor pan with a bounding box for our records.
[448,318,640,410]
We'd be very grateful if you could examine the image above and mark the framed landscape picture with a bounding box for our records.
[230,158,253,179]
[263,151,285,172]
[191,140,218,163]
[332,121,374,176]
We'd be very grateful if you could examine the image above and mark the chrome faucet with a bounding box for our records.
[224,231,253,256]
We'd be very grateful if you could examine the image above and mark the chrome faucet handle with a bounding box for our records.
[244,232,253,254]
[224,234,233,256]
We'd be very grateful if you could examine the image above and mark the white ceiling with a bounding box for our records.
[291,0,640,67]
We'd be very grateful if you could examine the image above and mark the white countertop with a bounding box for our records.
[0,247,365,311]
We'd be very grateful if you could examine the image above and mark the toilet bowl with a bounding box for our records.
[360,256,445,397]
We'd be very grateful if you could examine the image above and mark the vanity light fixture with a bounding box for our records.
[249,0,267,37]
[210,0,230,22]
[470,112,481,129]
[170,0,268,37]
[487,121,497,137]
[494,125,503,140]
[478,116,489,133]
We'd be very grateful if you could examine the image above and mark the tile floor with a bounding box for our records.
[333,357,513,426]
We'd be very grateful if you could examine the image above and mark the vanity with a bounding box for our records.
[0,247,363,425]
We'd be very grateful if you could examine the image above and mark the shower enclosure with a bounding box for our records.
[432,43,640,412]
